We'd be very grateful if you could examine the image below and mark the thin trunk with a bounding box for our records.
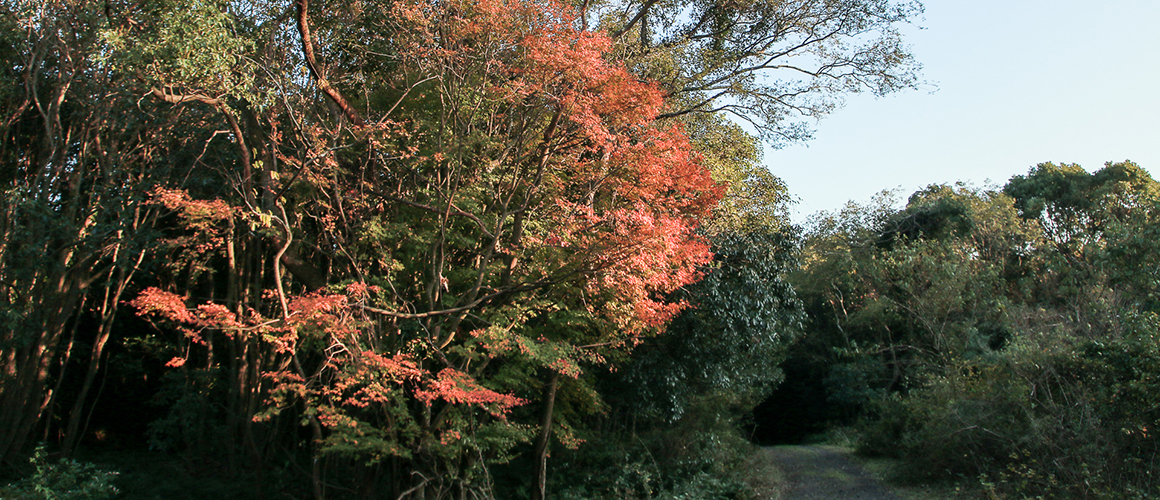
[42,295,83,444]
[60,316,110,456]
[531,372,560,500]
[0,280,84,464]
[62,248,144,456]
[309,414,325,500]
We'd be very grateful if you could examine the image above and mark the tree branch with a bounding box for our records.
[295,0,365,127]
[612,0,660,39]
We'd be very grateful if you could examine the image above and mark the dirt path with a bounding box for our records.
[762,445,902,500]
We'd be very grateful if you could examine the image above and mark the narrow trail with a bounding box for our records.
[763,445,902,500]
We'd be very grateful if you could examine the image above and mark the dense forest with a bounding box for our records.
[1,0,1157,499]
[759,162,1160,499]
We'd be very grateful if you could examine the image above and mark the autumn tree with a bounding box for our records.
[117,0,722,496]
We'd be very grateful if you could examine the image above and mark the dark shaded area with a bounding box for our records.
[745,358,834,445]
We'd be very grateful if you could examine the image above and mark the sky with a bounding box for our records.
[766,0,1160,224]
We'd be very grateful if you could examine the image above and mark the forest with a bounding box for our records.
[1,0,1157,499]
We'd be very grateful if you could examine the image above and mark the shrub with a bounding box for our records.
[0,445,119,500]
[550,402,759,500]
[858,317,1160,499]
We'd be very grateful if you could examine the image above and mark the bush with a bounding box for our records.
[0,446,119,500]
[550,402,759,500]
[857,318,1160,499]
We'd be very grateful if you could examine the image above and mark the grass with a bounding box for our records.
[741,448,789,500]
[792,427,986,500]
[854,454,988,500]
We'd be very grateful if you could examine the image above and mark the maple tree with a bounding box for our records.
[119,0,720,495]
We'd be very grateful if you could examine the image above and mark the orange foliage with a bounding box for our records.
[131,0,722,471]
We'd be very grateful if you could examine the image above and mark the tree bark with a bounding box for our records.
[531,371,560,500]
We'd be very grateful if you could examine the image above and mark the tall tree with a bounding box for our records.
[126,0,722,496]
[1005,161,1160,327]
[0,0,189,465]
[599,0,923,145]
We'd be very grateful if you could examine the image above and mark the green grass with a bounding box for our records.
[855,455,987,500]
[741,449,789,500]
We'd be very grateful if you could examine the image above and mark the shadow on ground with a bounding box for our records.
[763,445,902,500]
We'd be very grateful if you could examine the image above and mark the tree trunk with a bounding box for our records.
[0,285,82,465]
[62,249,143,456]
[531,371,560,500]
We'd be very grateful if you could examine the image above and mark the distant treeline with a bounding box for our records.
[780,161,1160,499]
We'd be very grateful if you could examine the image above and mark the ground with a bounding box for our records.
[753,445,902,500]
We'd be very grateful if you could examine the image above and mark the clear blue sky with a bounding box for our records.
[768,0,1160,223]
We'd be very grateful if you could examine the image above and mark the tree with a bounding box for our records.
[0,0,930,496]
[1005,161,1160,249]
[779,168,1160,498]
[123,0,722,496]
[1005,161,1160,329]
[619,227,803,422]
[598,0,924,145]
[0,0,185,465]
[772,185,1039,438]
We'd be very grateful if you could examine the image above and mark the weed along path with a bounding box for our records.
[762,445,902,500]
